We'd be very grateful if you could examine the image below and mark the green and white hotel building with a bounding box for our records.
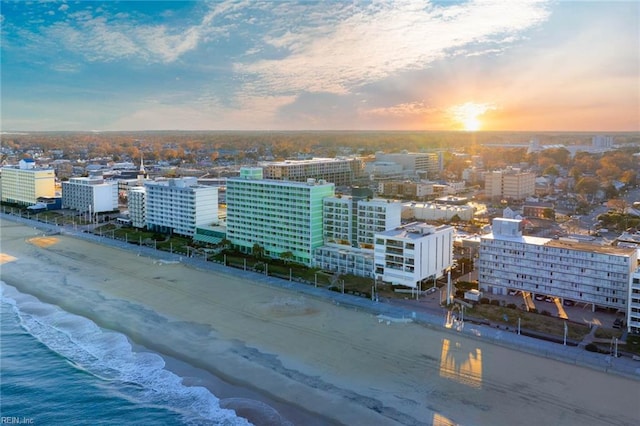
[226,168,335,266]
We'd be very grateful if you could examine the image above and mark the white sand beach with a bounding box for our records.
[1,218,639,426]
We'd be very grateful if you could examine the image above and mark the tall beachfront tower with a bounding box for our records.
[226,167,335,266]
[145,177,218,237]
[127,186,146,228]
[1,159,56,206]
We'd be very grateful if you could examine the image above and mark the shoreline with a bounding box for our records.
[2,216,639,425]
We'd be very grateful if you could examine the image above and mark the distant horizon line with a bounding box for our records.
[2,129,639,134]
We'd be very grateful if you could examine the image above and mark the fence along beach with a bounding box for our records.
[1,218,639,425]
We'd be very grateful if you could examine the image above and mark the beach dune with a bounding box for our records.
[1,219,638,426]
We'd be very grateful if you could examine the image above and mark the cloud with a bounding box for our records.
[237,0,551,96]
[58,4,69,13]
[365,101,436,118]
[15,3,232,64]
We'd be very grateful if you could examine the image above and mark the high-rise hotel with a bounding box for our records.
[226,167,335,266]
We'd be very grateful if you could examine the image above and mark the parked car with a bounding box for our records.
[534,294,545,301]
[545,296,554,303]
[563,299,575,307]
[508,289,520,296]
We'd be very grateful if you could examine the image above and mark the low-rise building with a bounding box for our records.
[314,244,375,279]
[378,180,434,200]
[478,218,637,318]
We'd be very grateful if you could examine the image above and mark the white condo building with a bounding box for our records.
[226,167,335,266]
[145,177,218,237]
[374,222,454,288]
[478,218,637,327]
[1,159,56,206]
[630,269,640,334]
[315,196,402,277]
[127,186,146,228]
[62,175,118,213]
[357,199,403,248]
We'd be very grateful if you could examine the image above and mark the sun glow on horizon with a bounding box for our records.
[449,102,495,131]
[463,116,481,132]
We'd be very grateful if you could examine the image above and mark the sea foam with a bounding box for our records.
[1,281,251,426]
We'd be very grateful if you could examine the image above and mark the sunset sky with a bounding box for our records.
[2,1,638,132]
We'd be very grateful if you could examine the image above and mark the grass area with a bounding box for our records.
[625,335,640,355]
[594,327,624,340]
[469,304,591,341]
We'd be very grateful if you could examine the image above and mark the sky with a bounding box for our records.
[1,0,638,132]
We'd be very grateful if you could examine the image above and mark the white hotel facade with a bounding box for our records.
[127,186,147,229]
[62,175,118,213]
[374,222,454,288]
[478,218,638,330]
[630,270,640,334]
[315,196,402,278]
[145,177,218,237]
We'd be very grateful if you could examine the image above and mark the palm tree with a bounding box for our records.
[252,243,264,259]
[280,251,294,264]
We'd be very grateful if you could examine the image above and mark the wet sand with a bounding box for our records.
[1,218,639,426]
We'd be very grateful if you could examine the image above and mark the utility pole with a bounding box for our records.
[446,269,452,305]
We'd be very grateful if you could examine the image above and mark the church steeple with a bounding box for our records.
[139,151,146,175]
[137,152,147,183]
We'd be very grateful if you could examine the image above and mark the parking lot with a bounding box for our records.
[499,290,624,330]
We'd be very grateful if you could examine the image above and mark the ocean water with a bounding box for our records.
[0,282,249,426]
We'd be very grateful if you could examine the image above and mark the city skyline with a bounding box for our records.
[2,0,638,132]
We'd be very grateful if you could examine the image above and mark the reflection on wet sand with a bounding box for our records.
[439,338,482,388]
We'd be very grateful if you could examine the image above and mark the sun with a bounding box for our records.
[449,102,495,132]
[463,116,481,132]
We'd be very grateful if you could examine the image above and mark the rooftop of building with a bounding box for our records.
[544,238,637,256]
[228,176,335,188]
[482,231,636,256]
[262,157,357,166]
[378,222,452,240]
[404,201,472,210]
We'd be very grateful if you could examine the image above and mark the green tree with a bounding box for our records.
[575,177,600,202]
